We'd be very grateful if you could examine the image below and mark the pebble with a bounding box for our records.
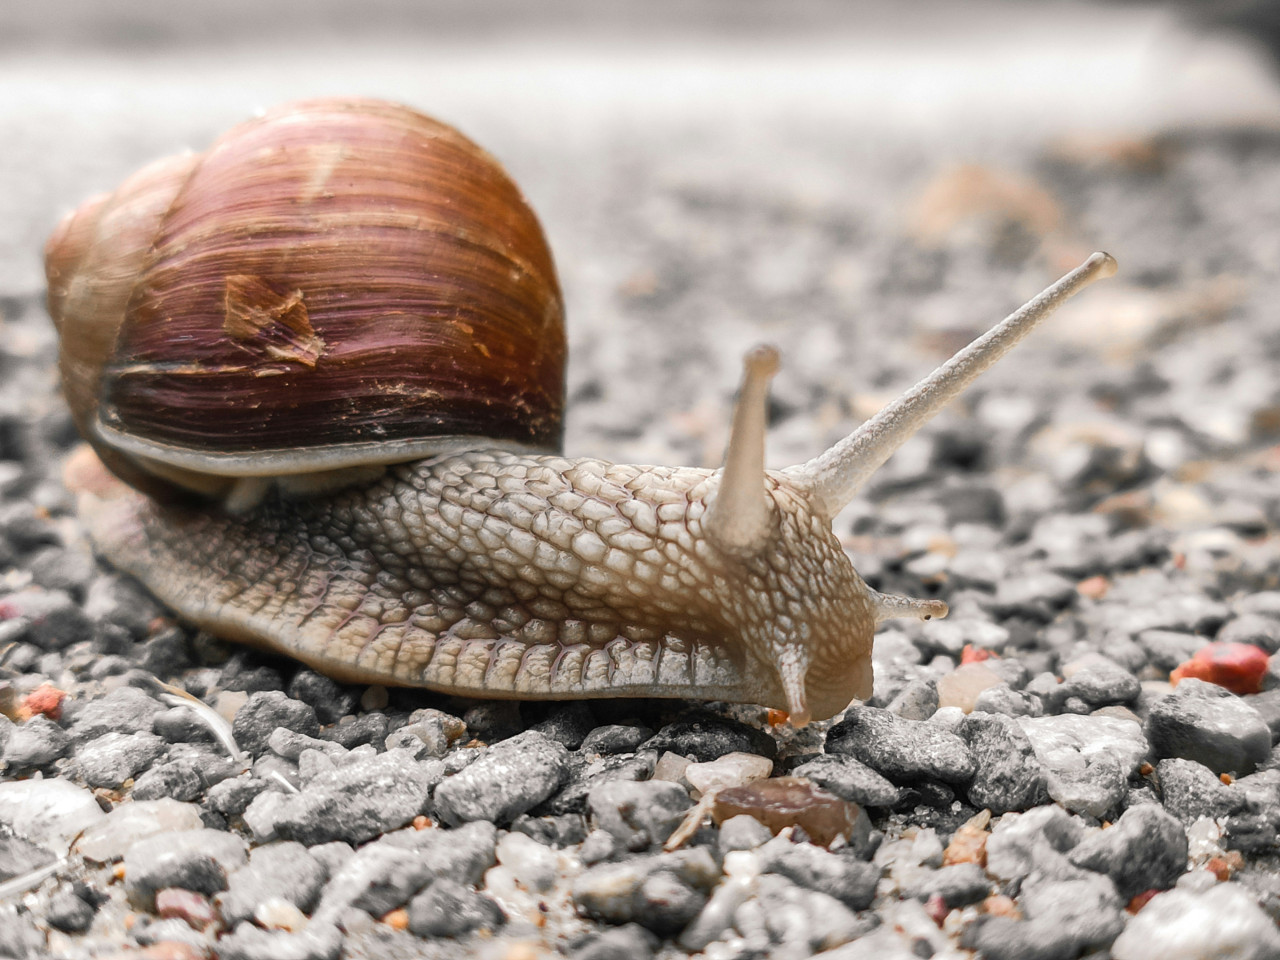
[711,777,865,847]
[285,670,358,725]
[494,830,559,892]
[76,798,204,863]
[586,779,691,850]
[684,751,773,795]
[572,848,719,933]
[1059,653,1141,706]
[216,922,342,960]
[579,723,654,756]
[434,730,569,825]
[1110,884,1280,960]
[155,888,217,930]
[936,661,1004,712]
[789,753,900,808]
[1171,641,1270,695]
[1066,803,1187,899]
[641,716,777,762]
[717,813,774,854]
[1218,613,1280,653]
[737,873,869,955]
[569,924,659,960]
[958,711,1049,813]
[885,677,939,720]
[122,827,248,910]
[74,730,167,788]
[46,883,97,933]
[1157,757,1248,824]
[0,905,44,960]
[826,705,976,785]
[249,748,438,844]
[310,842,430,922]
[985,804,1087,884]
[902,861,991,907]
[529,701,596,748]
[1138,629,1206,673]
[2,713,70,769]
[131,755,217,803]
[1145,678,1271,775]
[231,691,321,758]
[407,877,505,938]
[66,685,163,740]
[217,841,327,927]
[540,751,655,816]
[1017,713,1148,817]
[0,834,56,881]
[0,778,105,849]
[319,712,388,749]
[756,834,879,909]
[205,775,270,817]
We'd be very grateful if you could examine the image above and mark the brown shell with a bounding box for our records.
[45,97,565,494]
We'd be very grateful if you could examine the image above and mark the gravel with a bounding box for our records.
[7,8,1280,956]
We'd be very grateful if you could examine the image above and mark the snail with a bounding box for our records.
[46,97,1117,726]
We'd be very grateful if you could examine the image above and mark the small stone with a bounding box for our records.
[495,830,559,892]
[67,685,163,740]
[972,683,1044,717]
[131,757,214,803]
[586,779,691,850]
[265,749,438,845]
[75,730,167,789]
[985,805,1086,884]
[254,897,309,932]
[384,718,448,759]
[652,751,692,783]
[319,713,388,750]
[1018,713,1148,818]
[529,701,596,748]
[0,905,46,959]
[0,778,105,849]
[684,751,773,795]
[205,775,270,817]
[509,812,587,847]
[1157,758,1248,824]
[217,841,327,927]
[757,834,879,909]
[572,848,719,932]
[710,777,863,847]
[569,924,659,960]
[937,662,1004,713]
[155,887,217,930]
[958,712,1048,814]
[579,724,653,756]
[1067,803,1187,899]
[903,862,991,907]
[542,752,655,816]
[736,873,868,954]
[790,754,900,808]
[285,671,357,725]
[1060,653,1141,706]
[1020,874,1124,953]
[1139,630,1206,673]
[1146,678,1271,775]
[886,678,939,720]
[1170,642,1269,695]
[231,692,320,758]
[826,705,975,785]
[1111,884,1280,959]
[405,877,505,938]
[123,828,248,911]
[943,811,990,865]
[641,716,777,762]
[216,921,341,960]
[1218,614,1280,653]
[46,884,96,933]
[0,835,56,881]
[77,798,204,863]
[717,814,773,854]
[3,714,70,769]
[434,730,569,825]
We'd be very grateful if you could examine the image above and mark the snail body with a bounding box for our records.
[50,98,1117,724]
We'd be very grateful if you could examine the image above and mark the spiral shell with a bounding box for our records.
[45,97,565,502]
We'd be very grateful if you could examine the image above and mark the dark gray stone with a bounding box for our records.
[1138,630,1206,673]
[1218,614,1280,653]
[131,756,216,802]
[264,748,438,845]
[1061,656,1141,706]
[885,677,938,720]
[903,862,991,907]
[985,804,1088,884]
[12,589,93,651]
[510,812,588,848]
[572,849,719,932]
[586,779,690,851]
[206,776,270,817]
[28,546,96,599]
[958,711,1048,813]
[45,884,95,933]
[790,753,900,807]
[151,706,219,744]
[122,828,247,911]
[641,716,777,762]
[318,712,388,749]
[67,686,163,741]
[74,730,166,789]
[377,819,498,886]
[1145,678,1271,775]
[530,701,596,748]
[434,730,570,825]
[972,683,1044,717]
[568,924,659,960]
[286,670,357,725]
[826,705,975,785]
[3,714,69,770]
[756,834,879,910]
[992,571,1078,620]
[407,878,505,938]
[717,814,773,854]
[1067,803,1187,899]
[232,691,321,758]
[1158,757,1248,824]
[217,841,327,926]
[580,724,654,756]
[1245,689,1280,743]
[540,751,655,816]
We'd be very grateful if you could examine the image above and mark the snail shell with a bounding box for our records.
[45,97,565,507]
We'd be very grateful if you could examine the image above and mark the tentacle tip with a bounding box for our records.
[920,599,949,621]
[1088,251,1118,279]
[745,343,780,379]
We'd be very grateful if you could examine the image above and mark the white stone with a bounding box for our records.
[684,752,773,796]
[77,798,203,864]
[495,831,558,893]
[0,779,105,851]
[1111,885,1280,960]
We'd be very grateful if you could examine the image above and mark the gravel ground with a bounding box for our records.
[6,3,1280,958]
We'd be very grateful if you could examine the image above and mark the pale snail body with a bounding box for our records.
[49,98,1117,725]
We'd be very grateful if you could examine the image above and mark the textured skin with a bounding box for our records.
[79,449,879,721]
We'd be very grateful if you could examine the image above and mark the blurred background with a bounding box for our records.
[4,0,1280,499]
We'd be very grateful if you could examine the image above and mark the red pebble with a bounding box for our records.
[1170,642,1269,695]
[960,645,997,664]
[155,888,217,931]
[924,893,949,925]
[20,682,68,721]
[1126,890,1159,914]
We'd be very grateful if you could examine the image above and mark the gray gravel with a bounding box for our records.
[5,2,1280,956]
